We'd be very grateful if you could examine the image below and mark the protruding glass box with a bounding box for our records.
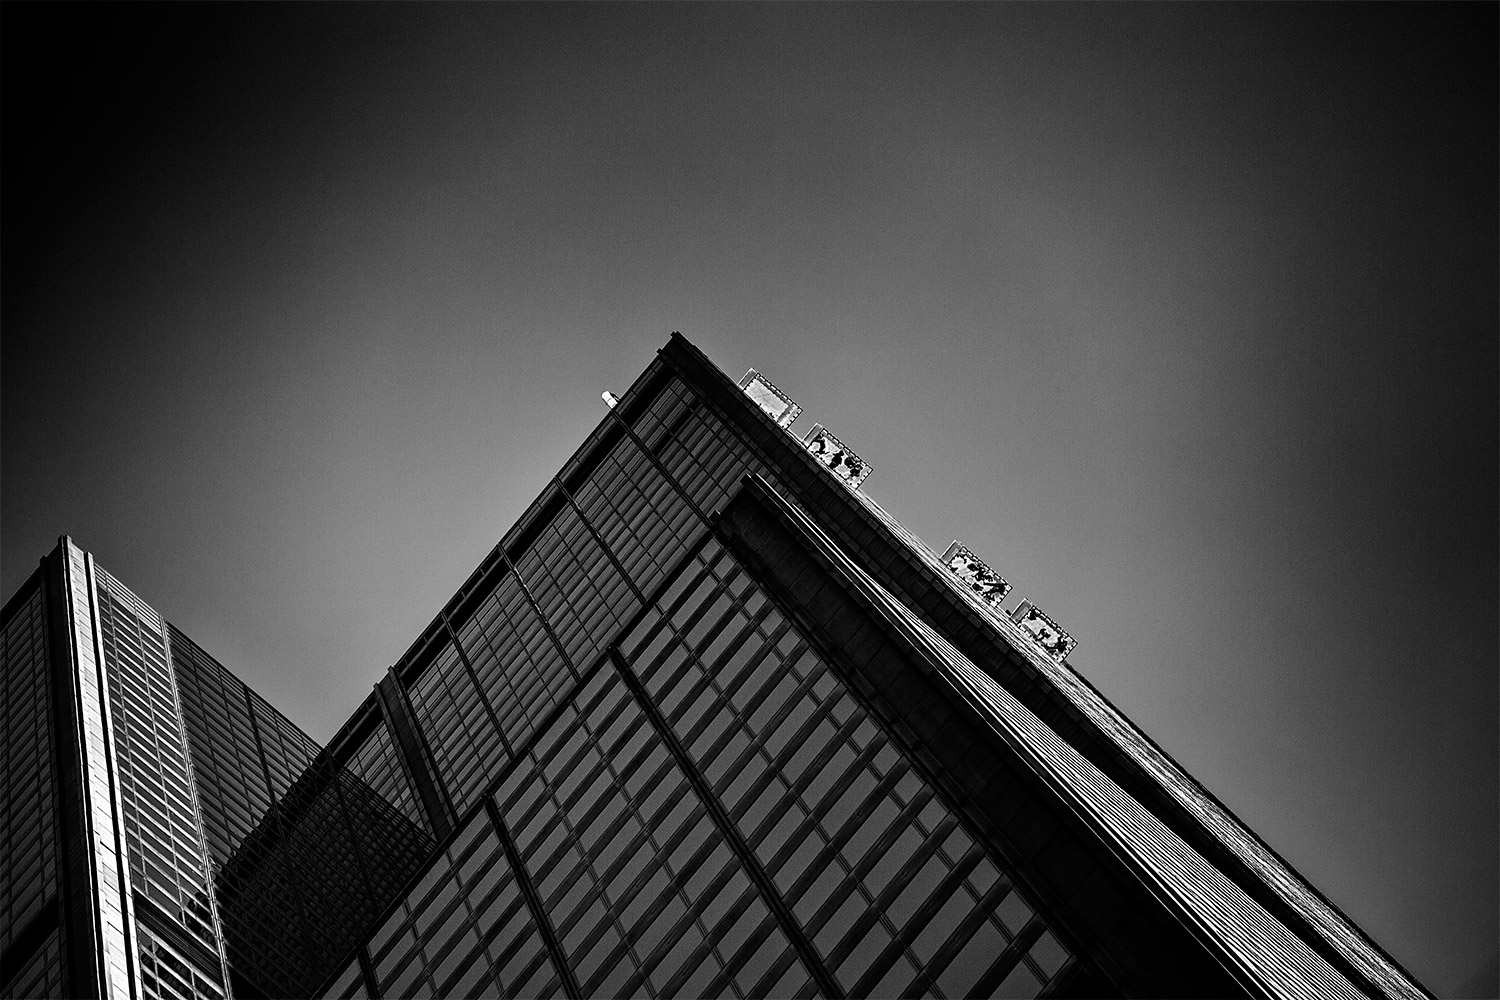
[803,423,871,489]
[942,541,1011,608]
[737,369,802,428]
[1010,600,1077,661]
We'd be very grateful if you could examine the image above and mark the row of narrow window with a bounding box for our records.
[323,534,1070,999]
[398,379,754,824]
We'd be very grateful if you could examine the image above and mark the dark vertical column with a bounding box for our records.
[601,401,713,528]
[498,546,578,684]
[439,610,513,760]
[375,672,455,843]
[41,545,104,999]
[555,479,650,608]
[607,647,844,1000]
[482,798,581,1000]
[354,945,380,1000]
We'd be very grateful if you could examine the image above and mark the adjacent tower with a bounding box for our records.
[3,541,233,1000]
[1,545,433,1000]
[1,333,1431,999]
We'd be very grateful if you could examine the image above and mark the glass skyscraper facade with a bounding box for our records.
[2,333,1431,999]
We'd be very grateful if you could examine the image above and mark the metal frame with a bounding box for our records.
[736,369,802,428]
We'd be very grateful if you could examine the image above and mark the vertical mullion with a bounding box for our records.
[501,540,579,684]
[556,478,651,609]
[604,398,713,529]
[377,671,456,842]
[354,944,380,999]
[440,610,513,761]
[483,797,581,1000]
[608,647,844,1000]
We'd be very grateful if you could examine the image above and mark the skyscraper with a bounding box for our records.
[2,333,1431,999]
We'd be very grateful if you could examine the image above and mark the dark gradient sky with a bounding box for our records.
[3,6,1494,997]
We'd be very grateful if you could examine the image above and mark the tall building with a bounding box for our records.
[2,333,1431,1000]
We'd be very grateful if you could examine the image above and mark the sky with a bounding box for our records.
[3,6,1494,997]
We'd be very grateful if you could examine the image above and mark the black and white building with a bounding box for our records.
[1,334,1432,1000]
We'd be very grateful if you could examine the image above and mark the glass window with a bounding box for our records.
[608,538,1071,1000]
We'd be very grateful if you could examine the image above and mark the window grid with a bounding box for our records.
[405,378,736,818]
[138,922,226,1000]
[459,574,570,758]
[168,628,277,867]
[623,538,1072,998]
[364,807,560,1000]
[634,382,761,519]
[166,620,436,998]
[345,716,424,831]
[225,765,421,994]
[573,447,701,601]
[96,579,225,968]
[397,374,754,834]
[355,370,1071,998]
[513,502,637,689]
[409,641,505,817]
[2,923,63,999]
[250,688,320,801]
[495,666,808,999]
